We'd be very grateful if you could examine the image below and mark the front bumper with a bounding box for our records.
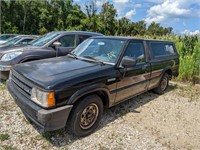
[7,80,73,131]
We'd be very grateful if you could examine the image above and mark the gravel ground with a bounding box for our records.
[0,82,200,150]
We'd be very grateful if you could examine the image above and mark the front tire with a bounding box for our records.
[67,94,103,137]
[154,73,169,94]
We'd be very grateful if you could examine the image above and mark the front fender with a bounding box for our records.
[19,55,42,63]
[67,83,111,105]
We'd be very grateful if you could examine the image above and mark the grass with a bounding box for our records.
[21,117,31,125]
[1,146,17,150]
[0,104,9,111]
[174,35,200,84]
[0,133,10,141]
[177,85,200,102]
[41,132,56,143]
[0,82,6,90]
[33,135,44,141]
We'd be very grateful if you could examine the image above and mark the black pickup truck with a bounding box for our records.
[7,36,179,137]
[0,31,103,80]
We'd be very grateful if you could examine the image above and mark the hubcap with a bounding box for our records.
[161,77,168,91]
[80,103,99,130]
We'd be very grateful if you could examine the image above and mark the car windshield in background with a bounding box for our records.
[31,32,60,46]
[72,38,125,63]
[0,35,14,41]
[4,37,21,46]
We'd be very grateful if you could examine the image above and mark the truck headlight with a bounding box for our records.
[1,52,22,61]
[31,88,55,107]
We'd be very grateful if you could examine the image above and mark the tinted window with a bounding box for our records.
[32,32,60,46]
[151,43,176,57]
[123,42,145,64]
[79,35,91,43]
[57,35,75,47]
[21,39,33,42]
[19,39,34,44]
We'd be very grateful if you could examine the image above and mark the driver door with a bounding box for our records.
[115,40,151,103]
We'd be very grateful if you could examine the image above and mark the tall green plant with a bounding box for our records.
[175,35,200,84]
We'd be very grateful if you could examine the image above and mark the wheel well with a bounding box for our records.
[74,91,110,108]
[165,69,172,79]
[21,58,40,63]
[94,91,109,107]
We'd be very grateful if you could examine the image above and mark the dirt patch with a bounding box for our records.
[0,82,200,150]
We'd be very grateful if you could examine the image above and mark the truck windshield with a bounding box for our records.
[31,32,60,46]
[72,38,126,63]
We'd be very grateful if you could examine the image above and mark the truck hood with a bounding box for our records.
[13,56,113,89]
[0,45,41,54]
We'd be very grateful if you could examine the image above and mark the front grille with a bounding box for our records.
[11,70,33,99]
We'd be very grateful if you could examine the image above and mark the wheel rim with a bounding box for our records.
[80,103,99,130]
[161,77,168,91]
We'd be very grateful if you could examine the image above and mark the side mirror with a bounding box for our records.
[52,41,61,48]
[121,56,136,68]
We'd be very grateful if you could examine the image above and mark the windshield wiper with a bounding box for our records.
[82,55,105,64]
[68,52,78,59]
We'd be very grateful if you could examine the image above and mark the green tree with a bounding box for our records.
[0,0,173,36]
[147,21,173,36]
[134,21,146,35]
[100,2,117,35]
[117,17,131,36]
[67,4,86,30]
[50,0,73,31]
[82,0,102,32]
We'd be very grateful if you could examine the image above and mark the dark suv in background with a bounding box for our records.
[0,31,103,79]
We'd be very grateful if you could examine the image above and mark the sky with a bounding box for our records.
[74,0,200,35]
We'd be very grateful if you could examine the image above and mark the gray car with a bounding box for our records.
[0,31,103,80]
[0,34,18,44]
[0,35,38,48]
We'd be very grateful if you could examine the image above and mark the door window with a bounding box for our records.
[151,43,176,57]
[123,42,145,64]
[78,35,91,43]
[57,35,75,47]
[19,38,34,44]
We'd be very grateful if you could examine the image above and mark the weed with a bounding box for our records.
[0,83,6,90]
[0,133,10,141]
[1,145,17,150]
[177,86,200,102]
